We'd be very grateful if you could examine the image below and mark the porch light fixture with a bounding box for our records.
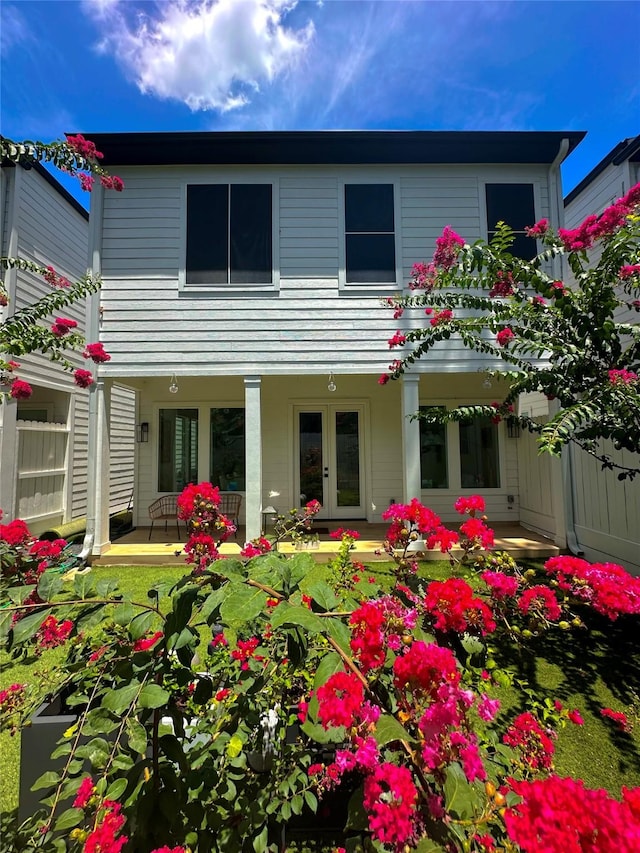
[507,421,521,439]
[328,372,337,392]
[136,422,149,443]
[169,373,179,394]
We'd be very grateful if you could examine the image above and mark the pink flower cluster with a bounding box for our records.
[600,707,631,732]
[505,775,640,853]
[84,800,128,853]
[496,327,515,347]
[240,537,272,558]
[382,498,442,547]
[51,317,78,337]
[424,578,496,635]
[100,175,125,192]
[230,637,262,671]
[454,495,486,515]
[176,482,220,520]
[544,555,640,620]
[388,330,406,348]
[518,585,562,622]
[0,683,25,711]
[37,615,73,650]
[83,342,111,363]
[503,712,555,772]
[482,570,519,600]
[489,269,515,298]
[619,264,640,279]
[557,181,640,251]
[73,776,97,808]
[43,265,71,288]
[316,670,365,728]
[74,368,94,388]
[66,134,104,161]
[9,378,33,399]
[363,763,418,847]
[184,533,221,572]
[608,368,638,385]
[133,631,163,652]
[525,218,549,238]
[349,596,417,672]
[329,527,361,540]
[426,307,454,327]
[433,226,465,270]
[459,516,495,549]
[409,261,437,291]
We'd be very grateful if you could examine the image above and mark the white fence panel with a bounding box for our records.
[16,420,69,525]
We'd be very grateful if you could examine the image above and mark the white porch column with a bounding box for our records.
[401,373,421,503]
[244,376,262,541]
[0,397,19,521]
[88,378,112,555]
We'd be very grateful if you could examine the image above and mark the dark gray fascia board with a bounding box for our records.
[564,134,640,207]
[73,130,586,168]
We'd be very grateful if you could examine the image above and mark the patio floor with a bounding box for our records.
[93,521,559,566]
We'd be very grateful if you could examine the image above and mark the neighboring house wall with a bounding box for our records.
[562,136,640,573]
[0,163,136,532]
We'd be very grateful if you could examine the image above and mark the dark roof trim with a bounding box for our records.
[76,130,585,168]
[12,160,89,220]
[564,134,640,207]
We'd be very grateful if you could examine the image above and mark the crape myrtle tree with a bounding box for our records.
[380,183,640,478]
[0,134,123,400]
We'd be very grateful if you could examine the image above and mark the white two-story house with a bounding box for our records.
[80,130,586,553]
[0,159,136,535]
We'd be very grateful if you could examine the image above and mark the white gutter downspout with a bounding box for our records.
[549,138,583,556]
[78,183,105,565]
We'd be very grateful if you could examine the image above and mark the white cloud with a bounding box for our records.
[0,4,31,56]
[83,0,314,112]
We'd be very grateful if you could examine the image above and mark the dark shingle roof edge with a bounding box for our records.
[564,134,640,207]
[73,130,586,168]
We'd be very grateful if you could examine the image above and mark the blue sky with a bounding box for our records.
[1,0,638,207]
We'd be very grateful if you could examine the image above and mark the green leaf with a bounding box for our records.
[102,682,141,715]
[73,573,96,599]
[12,607,52,644]
[31,770,59,791]
[219,583,268,628]
[113,600,135,626]
[460,634,485,657]
[201,586,228,619]
[0,610,12,643]
[36,573,64,602]
[374,714,414,746]
[8,584,36,604]
[126,719,147,755]
[226,734,243,758]
[138,684,169,709]
[325,616,351,653]
[96,578,119,597]
[53,808,84,832]
[105,778,128,801]
[304,580,339,611]
[443,762,476,820]
[269,603,325,634]
[300,720,345,744]
[345,784,367,830]
[129,610,157,641]
[168,626,196,651]
[415,838,447,852]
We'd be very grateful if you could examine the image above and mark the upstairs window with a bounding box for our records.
[485,183,536,260]
[345,184,396,282]
[186,184,272,285]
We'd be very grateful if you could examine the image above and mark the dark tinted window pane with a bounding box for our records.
[345,184,394,233]
[158,409,199,491]
[210,408,245,490]
[230,184,272,284]
[459,416,500,489]
[299,412,324,504]
[486,184,535,231]
[419,407,448,489]
[186,185,228,284]
[346,234,396,282]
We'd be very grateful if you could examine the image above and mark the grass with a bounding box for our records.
[1,560,639,818]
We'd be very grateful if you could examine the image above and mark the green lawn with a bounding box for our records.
[1,561,639,817]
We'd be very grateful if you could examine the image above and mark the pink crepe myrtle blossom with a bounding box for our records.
[433,225,465,270]
[454,495,485,515]
[83,342,111,363]
[100,175,125,192]
[503,712,556,772]
[133,631,163,652]
[609,368,638,385]
[65,133,104,161]
[489,270,515,298]
[496,327,515,347]
[600,707,631,732]
[388,330,406,348]
[518,585,562,622]
[9,379,33,399]
[363,763,418,847]
[316,670,365,728]
[74,368,94,388]
[73,776,97,808]
[241,537,272,557]
[43,266,70,288]
[78,173,95,192]
[430,308,453,327]
[378,373,390,385]
[50,317,78,337]
[409,261,437,290]
[619,264,640,279]
[525,218,549,238]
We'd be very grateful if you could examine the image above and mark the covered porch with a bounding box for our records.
[92,520,559,566]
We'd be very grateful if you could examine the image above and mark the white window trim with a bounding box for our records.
[418,401,507,494]
[338,179,403,294]
[178,179,280,295]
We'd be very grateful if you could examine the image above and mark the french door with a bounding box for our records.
[295,405,365,519]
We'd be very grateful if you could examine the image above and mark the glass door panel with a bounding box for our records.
[299,412,325,506]
[335,411,360,508]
